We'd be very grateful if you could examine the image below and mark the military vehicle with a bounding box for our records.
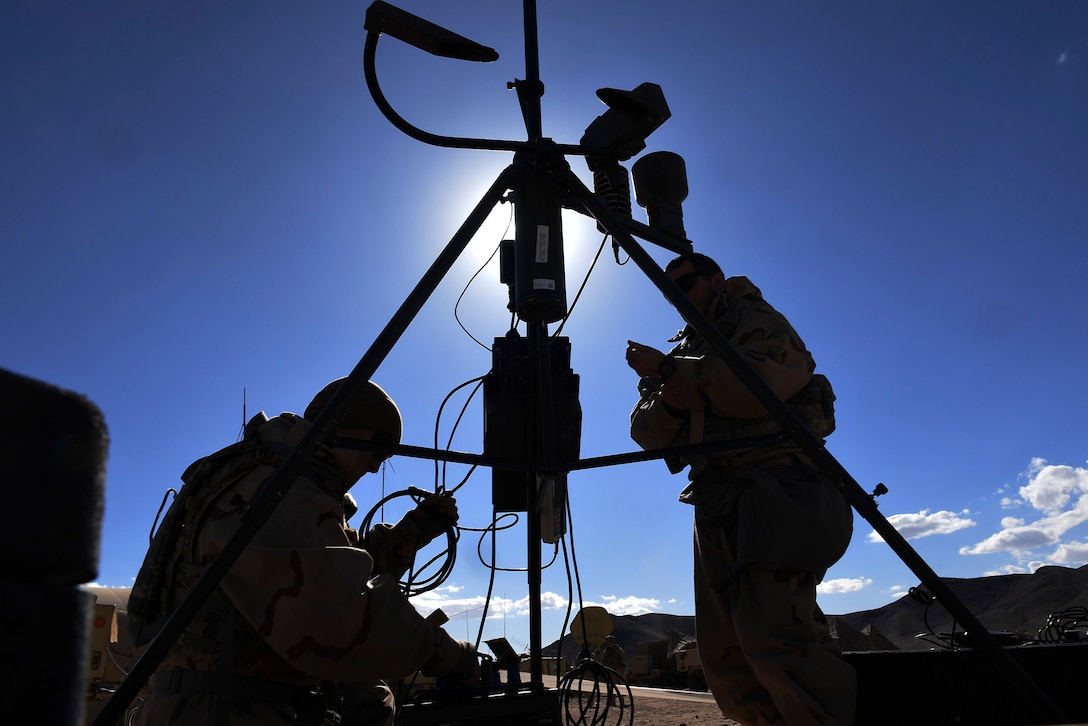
[83,587,144,725]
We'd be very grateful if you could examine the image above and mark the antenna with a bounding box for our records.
[238,386,248,442]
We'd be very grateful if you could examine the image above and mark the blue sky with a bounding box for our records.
[4,0,1087,653]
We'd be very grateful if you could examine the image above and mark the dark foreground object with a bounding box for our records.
[399,686,562,726]
[0,369,109,726]
[846,642,1088,725]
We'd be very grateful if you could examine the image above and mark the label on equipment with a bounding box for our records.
[536,225,549,262]
[533,279,556,290]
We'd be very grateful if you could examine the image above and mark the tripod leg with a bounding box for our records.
[335,164,519,393]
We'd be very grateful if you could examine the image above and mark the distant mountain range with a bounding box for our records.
[544,565,1088,662]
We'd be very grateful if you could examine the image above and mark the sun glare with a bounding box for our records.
[396,149,633,345]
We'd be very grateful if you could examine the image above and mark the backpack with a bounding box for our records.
[788,371,836,439]
[127,419,290,647]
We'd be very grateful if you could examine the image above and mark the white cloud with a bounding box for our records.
[411,587,572,622]
[817,577,872,594]
[961,460,1088,564]
[411,588,500,621]
[1017,459,1088,514]
[520,591,570,614]
[592,594,665,615]
[867,509,975,543]
[959,525,1055,555]
[1058,51,1068,65]
[410,588,672,623]
[1049,540,1088,565]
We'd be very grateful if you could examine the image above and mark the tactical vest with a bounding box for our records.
[666,290,836,471]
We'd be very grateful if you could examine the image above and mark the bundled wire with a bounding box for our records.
[908,586,959,650]
[1038,605,1088,643]
[557,658,633,726]
[551,496,634,726]
[358,486,458,598]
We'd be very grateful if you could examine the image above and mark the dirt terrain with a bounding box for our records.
[626,692,738,726]
[562,686,739,726]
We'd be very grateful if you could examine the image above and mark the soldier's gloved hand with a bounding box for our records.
[406,493,458,545]
[343,492,359,520]
[441,642,482,689]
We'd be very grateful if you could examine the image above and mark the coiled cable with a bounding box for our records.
[358,485,458,598]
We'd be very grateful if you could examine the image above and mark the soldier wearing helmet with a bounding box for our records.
[598,635,626,674]
[132,378,478,726]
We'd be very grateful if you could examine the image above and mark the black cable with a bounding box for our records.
[358,486,458,598]
[551,492,635,726]
[1039,605,1088,643]
[908,586,965,650]
[557,658,634,726]
[553,232,608,337]
[465,511,518,569]
[472,505,502,651]
[457,510,559,573]
[557,535,576,667]
[453,204,514,350]
[552,491,585,657]
[567,498,589,646]
[431,376,486,494]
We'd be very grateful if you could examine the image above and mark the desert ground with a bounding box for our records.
[564,685,739,726]
[627,690,736,726]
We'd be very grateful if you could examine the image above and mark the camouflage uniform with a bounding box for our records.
[134,412,475,726]
[631,275,856,725]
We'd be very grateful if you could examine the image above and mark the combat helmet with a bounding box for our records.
[304,377,402,444]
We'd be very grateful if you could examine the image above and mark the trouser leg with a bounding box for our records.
[734,566,857,725]
[694,519,778,725]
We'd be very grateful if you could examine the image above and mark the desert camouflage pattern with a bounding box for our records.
[694,528,856,726]
[135,413,472,725]
[629,275,856,725]
[631,275,835,475]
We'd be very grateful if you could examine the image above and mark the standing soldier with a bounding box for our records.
[598,635,626,675]
[129,378,479,725]
[626,253,855,725]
